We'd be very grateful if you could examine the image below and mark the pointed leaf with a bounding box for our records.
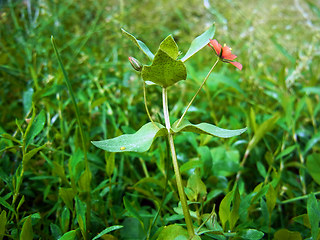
[141,50,187,87]
[58,230,76,240]
[92,122,167,152]
[172,119,247,138]
[157,224,188,240]
[274,229,302,240]
[219,190,233,230]
[92,225,123,240]
[230,186,240,230]
[121,28,154,60]
[266,184,277,215]
[181,24,215,62]
[75,196,86,237]
[306,153,320,185]
[159,35,179,59]
[237,229,264,240]
[20,216,33,240]
[0,211,7,240]
[25,109,46,147]
[307,193,320,240]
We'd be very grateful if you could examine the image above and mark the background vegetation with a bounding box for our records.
[0,0,320,239]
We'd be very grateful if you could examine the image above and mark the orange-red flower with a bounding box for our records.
[208,39,242,70]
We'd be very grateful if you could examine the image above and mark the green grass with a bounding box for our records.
[0,0,320,239]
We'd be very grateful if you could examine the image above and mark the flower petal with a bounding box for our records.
[221,46,233,59]
[208,39,221,56]
[229,61,242,70]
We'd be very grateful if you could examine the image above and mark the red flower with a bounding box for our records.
[208,39,242,70]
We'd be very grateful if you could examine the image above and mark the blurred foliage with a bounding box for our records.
[0,0,320,239]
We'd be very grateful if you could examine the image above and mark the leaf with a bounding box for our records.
[106,152,115,177]
[121,28,154,61]
[59,188,76,210]
[0,197,15,214]
[20,216,33,240]
[159,35,179,59]
[306,154,320,185]
[141,49,187,87]
[307,193,320,240]
[25,109,46,147]
[266,184,277,215]
[92,225,123,240]
[75,196,87,238]
[229,185,240,230]
[172,119,247,138]
[61,207,70,233]
[156,225,188,240]
[58,230,77,240]
[186,173,207,201]
[247,113,280,152]
[92,122,167,152]
[78,167,92,192]
[0,211,7,240]
[123,197,144,229]
[275,145,297,160]
[274,229,302,240]
[181,23,215,62]
[219,190,233,230]
[237,229,264,240]
[23,144,46,168]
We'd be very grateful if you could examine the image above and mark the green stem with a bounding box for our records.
[176,58,219,127]
[143,81,157,128]
[162,88,194,237]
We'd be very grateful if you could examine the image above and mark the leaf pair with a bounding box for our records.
[92,120,246,153]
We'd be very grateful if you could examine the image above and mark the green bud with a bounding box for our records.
[128,56,143,72]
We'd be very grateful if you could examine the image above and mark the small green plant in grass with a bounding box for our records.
[92,24,247,239]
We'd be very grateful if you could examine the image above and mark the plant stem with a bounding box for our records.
[162,88,194,237]
[176,58,219,127]
[143,81,157,128]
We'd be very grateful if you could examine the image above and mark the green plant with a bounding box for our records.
[92,24,247,239]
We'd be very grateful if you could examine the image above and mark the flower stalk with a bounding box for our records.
[176,58,219,127]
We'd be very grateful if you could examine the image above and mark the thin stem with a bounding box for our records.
[176,58,219,127]
[143,81,157,128]
[162,88,194,237]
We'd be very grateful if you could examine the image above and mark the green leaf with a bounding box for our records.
[266,184,277,215]
[229,185,240,230]
[172,119,247,138]
[247,113,280,153]
[156,225,188,240]
[25,109,46,147]
[23,144,46,168]
[0,211,7,240]
[159,35,179,59]
[61,208,70,233]
[141,50,187,87]
[219,191,233,230]
[20,216,33,240]
[92,122,166,152]
[92,225,123,240]
[237,229,264,239]
[186,173,207,201]
[75,196,86,237]
[307,193,320,240]
[181,23,215,62]
[106,152,115,177]
[78,167,92,192]
[0,197,15,214]
[58,230,76,240]
[123,197,144,229]
[306,153,320,185]
[274,229,302,240]
[121,28,154,61]
[59,188,76,210]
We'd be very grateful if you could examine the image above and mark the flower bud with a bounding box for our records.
[128,56,143,72]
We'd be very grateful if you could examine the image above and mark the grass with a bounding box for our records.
[0,0,320,239]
